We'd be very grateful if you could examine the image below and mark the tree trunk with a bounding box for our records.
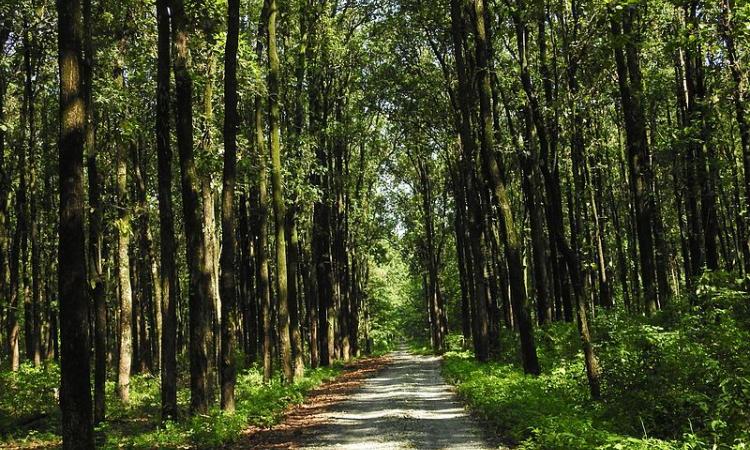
[133,144,156,374]
[83,0,105,420]
[474,0,539,374]
[611,7,658,315]
[156,0,178,420]
[115,143,133,404]
[220,0,239,411]
[286,210,305,379]
[56,0,95,443]
[170,0,213,413]
[0,20,10,366]
[719,0,750,273]
[267,0,293,383]
[449,0,489,361]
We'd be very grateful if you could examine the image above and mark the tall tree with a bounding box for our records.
[267,0,293,383]
[473,0,539,375]
[156,0,178,420]
[56,0,95,444]
[220,0,239,410]
[83,0,106,422]
[170,0,213,413]
[253,0,273,382]
[611,4,658,314]
[718,0,750,272]
[114,73,133,404]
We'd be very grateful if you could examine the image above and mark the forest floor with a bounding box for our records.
[234,349,501,449]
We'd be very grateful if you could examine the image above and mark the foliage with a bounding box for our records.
[0,363,61,442]
[441,274,750,449]
[0,362,342,448]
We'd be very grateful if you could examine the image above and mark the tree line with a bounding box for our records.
[0,0,749,447]
[378,0,749,402]
[1,0,385,447]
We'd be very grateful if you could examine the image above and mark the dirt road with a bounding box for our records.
[292,350,496,449]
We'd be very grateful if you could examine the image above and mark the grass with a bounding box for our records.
[0,360,344,449]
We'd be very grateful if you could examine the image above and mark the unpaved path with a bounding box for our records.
[292,350,496,449]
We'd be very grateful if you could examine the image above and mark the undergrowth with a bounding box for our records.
[442,271,750,450]
[0,361,343,448]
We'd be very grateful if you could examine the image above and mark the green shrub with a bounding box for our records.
[1,360,342,448]
[442,273,750,449]
[0,362,60,439]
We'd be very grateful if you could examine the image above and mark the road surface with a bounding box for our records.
[294,350,497,449]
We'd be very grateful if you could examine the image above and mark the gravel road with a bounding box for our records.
[295,350,498,449]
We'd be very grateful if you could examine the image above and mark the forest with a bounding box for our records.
[0,0,749,448]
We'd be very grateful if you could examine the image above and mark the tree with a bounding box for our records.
[156,0,178,419]
[56,0,95,445]
[473,0,539,375]
[220,0,239,410]
[611,3,658,314]
[170,0,214,413]
[83,0,106,422]
[267,0,292,383]
[114,44,133,404]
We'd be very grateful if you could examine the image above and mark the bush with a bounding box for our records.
[1,360,343,448]
[442,272,750,449]
[0,362,60,441]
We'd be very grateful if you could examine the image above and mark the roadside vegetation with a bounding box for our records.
[0,363,342,448]
[441,273,750,450]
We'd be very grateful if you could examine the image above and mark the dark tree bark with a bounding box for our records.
[252,0,273,382]
[0,21,10,373]
[22,24,42,366]
[238,194,258,364]
[156,0,178,420]
[286,0,308,379]
[133,143,157,374]
[449,0,489,361]
[308,0,335,367]
[611,6,658,315]
[719,0,750,272]
[286,210,305,379]
[474,0,539,374]
[170,0,213,413]
[56,0,95,444]
[83,0,105,421]
[220,0,239,411]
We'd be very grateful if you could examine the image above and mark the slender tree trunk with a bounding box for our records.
[611,7,658,314]
[133,144,156,373]
[56,0,95,444]
[220,0,239,410]
[115,141,133,404]
[251,1,273,382]
[21,24,34,366]
[450,0,489,361]
[238,195,257,363]
[156,0,178,420]
[83,0,105,420]
[287,0,308,377]
[0,21,10,367]
[474,0,539,374]
[267,0,292,382]
[171,0,213,413]
[719,0,750,272]
[449,160,472,344]
[286,210,305,379]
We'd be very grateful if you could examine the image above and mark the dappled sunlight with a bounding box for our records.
[295,350,498,449]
